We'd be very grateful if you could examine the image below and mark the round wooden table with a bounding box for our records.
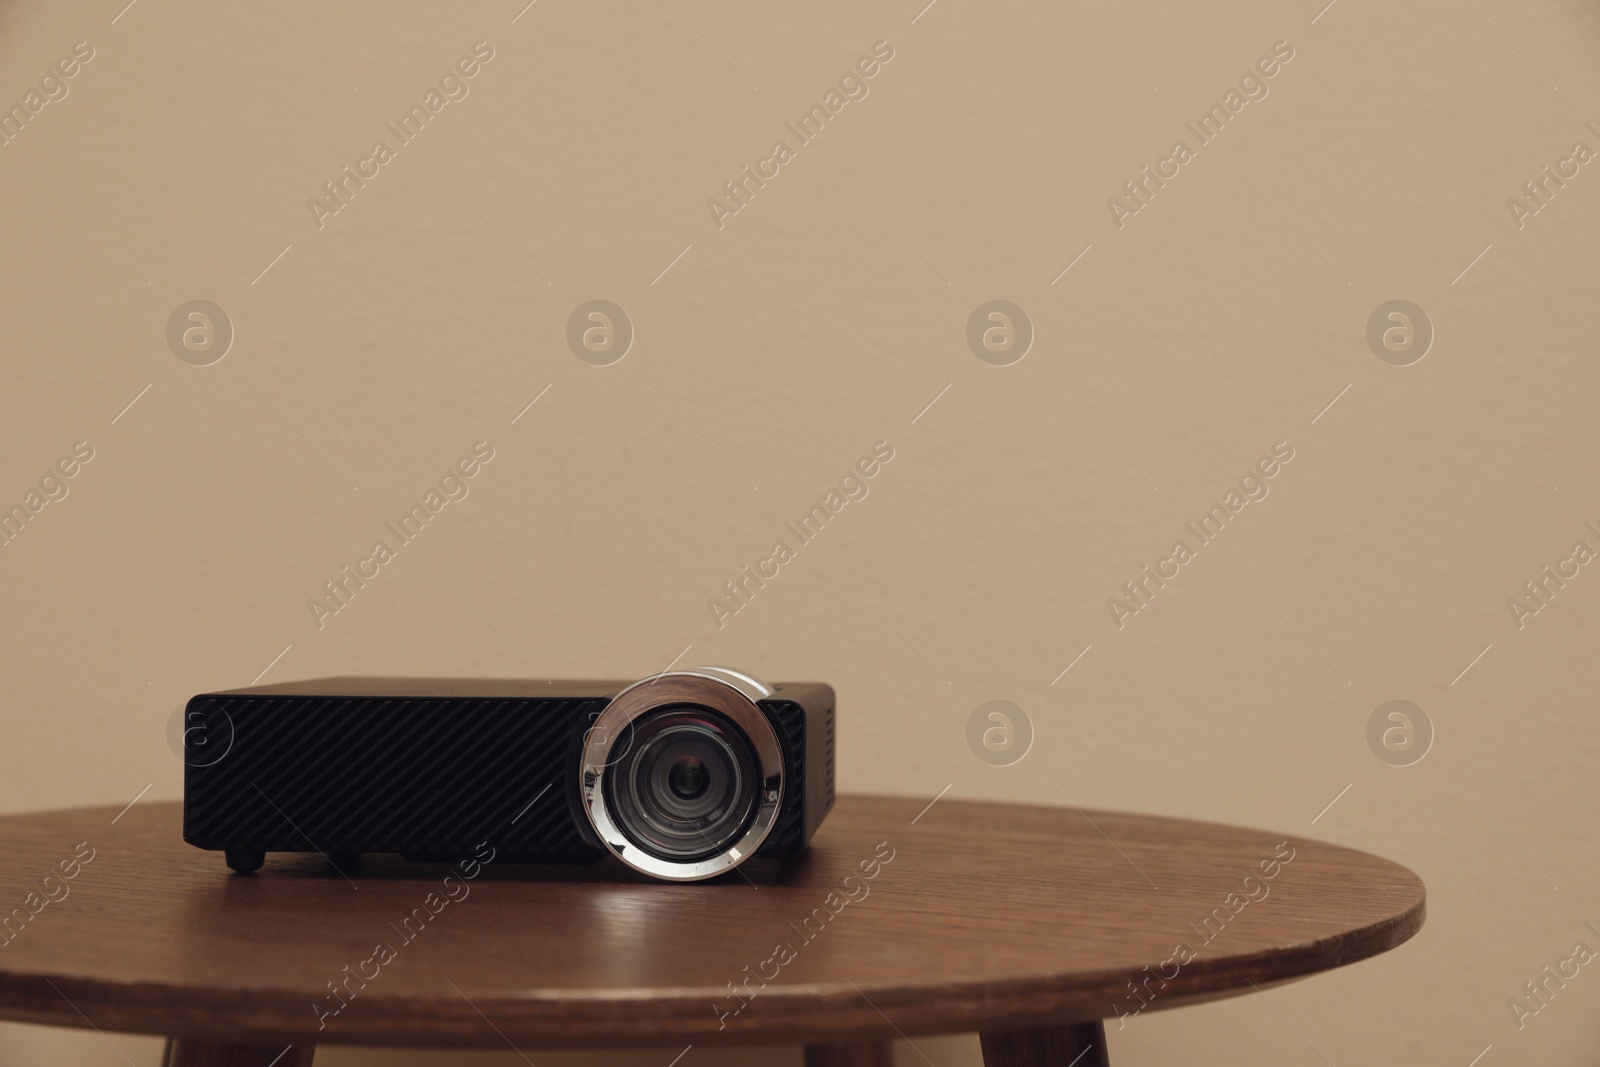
[0,795,1423,1066]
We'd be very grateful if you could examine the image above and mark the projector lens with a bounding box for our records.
[668,756,709,800]
[580,668,785,881]
[606,707,758,862]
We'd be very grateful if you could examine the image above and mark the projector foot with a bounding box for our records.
[225,849,264,874]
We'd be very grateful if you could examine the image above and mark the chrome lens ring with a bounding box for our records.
[580,668,783,882]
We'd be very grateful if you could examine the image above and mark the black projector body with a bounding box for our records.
[182,668,835,882]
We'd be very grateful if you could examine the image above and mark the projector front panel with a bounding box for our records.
[183,693,609,860]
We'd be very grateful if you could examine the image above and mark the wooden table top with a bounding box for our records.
[0,795,1423,1048]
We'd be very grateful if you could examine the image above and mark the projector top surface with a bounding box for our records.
[204,677,630,699]
[202,677,827,701]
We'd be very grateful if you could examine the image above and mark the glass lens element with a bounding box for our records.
[605,706,759,862]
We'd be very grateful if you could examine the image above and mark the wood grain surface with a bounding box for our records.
[980,1023,1109,1067]
[0,795,1423,1048]
[161,1039,314,1066]
[802,1041,895,1067]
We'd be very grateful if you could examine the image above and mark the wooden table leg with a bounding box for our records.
[163,1039,315,1066]
[804,1040,895,1067]
[980,1021,1109,1066]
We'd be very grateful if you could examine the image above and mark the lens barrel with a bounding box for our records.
[605,706,757,861]
[580,669,784,881]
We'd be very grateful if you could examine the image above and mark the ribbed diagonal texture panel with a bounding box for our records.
[756,699,807,857]
[823,703,835,809]
[183,695,609,857]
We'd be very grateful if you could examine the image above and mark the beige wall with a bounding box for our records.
[3,0,1599,1063]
